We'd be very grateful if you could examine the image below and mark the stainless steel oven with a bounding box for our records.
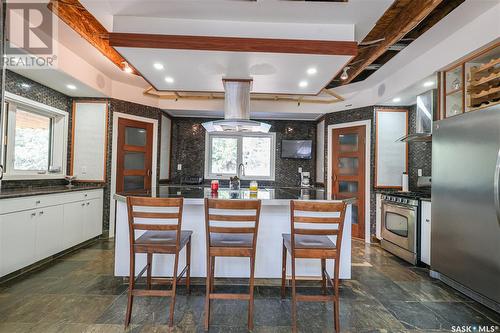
[381,194,419,264]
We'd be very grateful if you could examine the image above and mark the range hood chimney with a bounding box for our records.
[398,89,436,142]
[202,79,271,133]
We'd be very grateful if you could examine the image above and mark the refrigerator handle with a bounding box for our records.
[494,148,500,226]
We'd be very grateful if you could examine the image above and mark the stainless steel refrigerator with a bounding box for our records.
[432,104,500,310]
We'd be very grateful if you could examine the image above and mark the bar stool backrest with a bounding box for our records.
[126,196,184,249]
[290,200,347,253]
[204,198,261,248]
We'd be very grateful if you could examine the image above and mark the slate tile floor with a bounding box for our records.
[0,239,499,332]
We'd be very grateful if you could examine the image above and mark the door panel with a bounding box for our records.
[116,118,153,194]
[332,126,366,239]
[35,205,64,260]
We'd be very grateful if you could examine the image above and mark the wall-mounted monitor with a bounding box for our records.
[281,140,312,159]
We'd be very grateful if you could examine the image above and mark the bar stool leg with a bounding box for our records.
[281,241,287,298]
[204,255,212,331]
[321,258,326,294]
[333,260,340,333]
[186,236,191,294]
[146,253,152,290]
[210,256,215,293]
[291,255,297,333]
[168,253,179,327]
[248,255,256,330]
[125,253,135,327]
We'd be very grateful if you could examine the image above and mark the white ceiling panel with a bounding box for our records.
[117,47,351,94]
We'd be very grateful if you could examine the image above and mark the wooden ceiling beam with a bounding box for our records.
[109,33,358,56]
[342,0,443,84]
[48,0,138,74]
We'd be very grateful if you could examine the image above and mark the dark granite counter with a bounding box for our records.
[114,185,355,204]
[0,185,104,200]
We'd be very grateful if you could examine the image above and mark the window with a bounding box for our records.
[2,93,68,179]
[205,132,275,180]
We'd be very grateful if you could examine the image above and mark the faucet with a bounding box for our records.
[237,163,245,178]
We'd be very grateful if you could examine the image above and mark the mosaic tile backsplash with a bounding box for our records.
[169,117,317,188]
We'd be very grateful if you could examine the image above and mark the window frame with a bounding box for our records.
[204,132,276,181]
[2,92,68,180]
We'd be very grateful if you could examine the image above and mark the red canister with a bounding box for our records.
[211,180,219,192]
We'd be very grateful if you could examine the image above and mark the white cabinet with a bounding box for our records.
[0,189,103,277]
[376,193,382,240]
[83,199,103,240]
[63,201,86,248]
[0,210,37,276]
[35,205,64,261]
[420,200,432,265]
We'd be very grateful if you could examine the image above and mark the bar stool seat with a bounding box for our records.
[210,233,253,248]
[282,234,336,250]
[136,230,192,250]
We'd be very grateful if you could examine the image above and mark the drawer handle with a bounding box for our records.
[426,219,430,223]
[35,200,41,204]
[84,194,88,197]
[81,203,85,206]
[39,211,44,215]
[86,202,90,206]
[31,212,36,217]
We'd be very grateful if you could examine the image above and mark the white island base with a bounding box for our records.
[114,198,351,280]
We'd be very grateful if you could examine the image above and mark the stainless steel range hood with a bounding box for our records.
[398,89,436,142]
[202,79,271,133]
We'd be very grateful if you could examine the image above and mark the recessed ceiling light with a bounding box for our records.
[423,80,434,87]
[307,67,317,75]
[392,97,401,103]
[165,77,174,84]
[340,67,350,81]
[122,61,133,74]
[153,63,164,70]
[66,84,77,90]
[299,81,308,88]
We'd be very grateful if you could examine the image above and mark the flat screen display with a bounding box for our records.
[281,140,312,159]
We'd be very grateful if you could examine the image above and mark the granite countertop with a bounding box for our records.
[114,186,356,204]
[0,185,104,200]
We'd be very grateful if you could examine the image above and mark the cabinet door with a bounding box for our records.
[63,201,85,248]
[376,193,382,239]
[0,210,37,275]
[420,201,432,265]
[35,205,64,260]
[83,199,103,240]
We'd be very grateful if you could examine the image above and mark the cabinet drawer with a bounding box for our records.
[0,189,103,215]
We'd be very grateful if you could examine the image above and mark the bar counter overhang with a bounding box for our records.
[114,186,352,280]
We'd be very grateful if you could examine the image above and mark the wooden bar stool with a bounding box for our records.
[281,200,347,333]
[125,196,192,328]
[204,198,262,331]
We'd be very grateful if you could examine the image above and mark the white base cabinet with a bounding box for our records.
[420,200,432,266]
[0,189,103,277]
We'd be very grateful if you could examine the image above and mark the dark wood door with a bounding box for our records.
[116,118,154,194]
[332,126,366,239]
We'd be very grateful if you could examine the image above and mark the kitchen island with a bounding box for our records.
[114,186,352,280]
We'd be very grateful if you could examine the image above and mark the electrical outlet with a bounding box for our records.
[418,169,423,177]
[177,164,182,171]
[298,167,302,173]
[81,166,87,175]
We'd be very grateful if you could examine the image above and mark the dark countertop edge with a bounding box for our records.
[0,185,104,200]
[113,193,356,204]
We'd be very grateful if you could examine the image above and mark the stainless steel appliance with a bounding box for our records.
[381,193,420,264]
[432,105,500,310]
[398,89,436,142]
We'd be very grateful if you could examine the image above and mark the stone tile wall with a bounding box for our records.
[169,117,317,188]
